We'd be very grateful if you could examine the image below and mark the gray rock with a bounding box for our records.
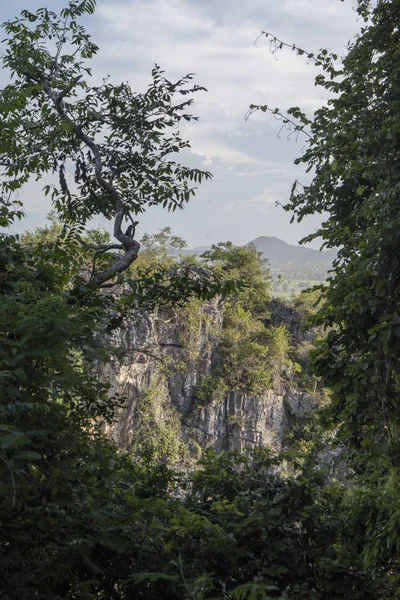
[98,300,319,459]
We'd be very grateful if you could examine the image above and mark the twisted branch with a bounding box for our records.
[26,69,141,287]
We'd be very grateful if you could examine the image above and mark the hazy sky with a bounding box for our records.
[0,0,362,247]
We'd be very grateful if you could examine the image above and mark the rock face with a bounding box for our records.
[269,300,315,345]
[99,299,317,460]
[182,387,315,455]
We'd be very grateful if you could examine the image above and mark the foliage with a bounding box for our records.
[19,214,64,249]
[265,323,291,376]
[202,242,271,315]
[4,1,400,598]
[0,0,236,312]
[130,378,186,464]
[219,304,272,393]
[0,222,131,597]
[19,217,230,312]
[179,298,206,363]
[120,230,238,312]
[252,0,400,580]
[290,288,324,320]
[254,0,400,462]
[0,1,211,288]
[0,4,243,597]
[179,449,391,599]
[1,208,338,598]
[19,215,121,284]
[139,226,187,267]
[0,156,395,600]
[218,305,291,394]
[195,374,229,405]
[199,242,291,395]
[122,262,236,312]
[3,418,396,599]
[126,226,189,284]
[225,414,244,428]
[302,0,400,461]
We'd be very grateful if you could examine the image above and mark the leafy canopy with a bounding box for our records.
[0,0,210,287]
[251,0,400,580]
[2,1,400,598]
[254,0,400,463]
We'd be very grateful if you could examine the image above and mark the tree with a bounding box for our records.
[251,0,400,579]
[202,242,271,314]
[0,0,211,288]
[141,226,187,256]
[198,243,291,395]
[127,226,188,276]
[0,4,233,597]
[0,213,132,597]
[253,0,400,461]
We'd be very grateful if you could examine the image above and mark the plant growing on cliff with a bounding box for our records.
[220,304,273,393]
[195,374,229,405]
[202,242,271,315]
[178,298,203,363]
[130,379,186,464]
[200,243,291,395]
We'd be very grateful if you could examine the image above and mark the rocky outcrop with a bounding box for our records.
[99,299,317,460]
[268,300,315,344]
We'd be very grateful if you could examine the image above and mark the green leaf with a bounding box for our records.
[356,185,365,196]
[1,431,30,450]
[14,368,27,382]
[60,121,74,132]
[12,450,41,461]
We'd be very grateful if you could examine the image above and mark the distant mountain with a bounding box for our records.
[250,236,336,268]
[174,236,335,296]
[190,246,211,254]
[176,236,336,271]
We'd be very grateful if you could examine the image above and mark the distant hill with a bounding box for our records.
[190,246,211,254]
[175,236,336,296]
[248,237,337,296]
[250,236,336,269]
[180,237,336,267]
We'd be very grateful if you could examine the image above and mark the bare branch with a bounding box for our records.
[77,237,122,252]
[254,31,319,64]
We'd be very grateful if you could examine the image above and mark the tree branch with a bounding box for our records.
[36,75,141,286]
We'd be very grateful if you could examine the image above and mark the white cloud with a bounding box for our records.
[231,168,294,177]
[1,0,361,246]
[94,0,359,149]
[192,139,265,165]
[249,186,286,206]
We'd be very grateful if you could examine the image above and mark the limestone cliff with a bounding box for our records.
[99,299,317,461]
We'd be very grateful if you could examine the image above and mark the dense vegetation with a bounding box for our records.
[198,242,291,395]
[1,0,400,598]
[252,0,400,584]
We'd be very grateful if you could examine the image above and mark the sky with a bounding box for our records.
[0,0,362,248]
